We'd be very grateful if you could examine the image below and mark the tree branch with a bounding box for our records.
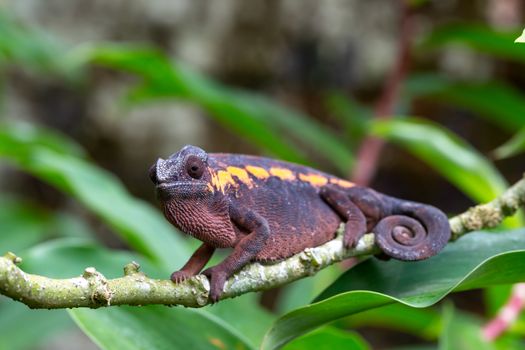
[1,175,524,309]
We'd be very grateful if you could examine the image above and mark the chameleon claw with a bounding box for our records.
[170,270,192,284]
[202,267,227,303]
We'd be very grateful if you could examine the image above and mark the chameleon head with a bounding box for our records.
[149,145,213,201]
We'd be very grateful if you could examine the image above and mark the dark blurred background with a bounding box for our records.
[3,0,524,214]
[1,0,525,349]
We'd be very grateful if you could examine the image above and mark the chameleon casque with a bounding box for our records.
[149,145,451,302]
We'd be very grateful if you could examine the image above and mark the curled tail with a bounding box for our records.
[374,199,451,261]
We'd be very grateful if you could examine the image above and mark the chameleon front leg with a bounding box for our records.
[171,243,216,283]
[202,203,269,303]
[320,185,367,248]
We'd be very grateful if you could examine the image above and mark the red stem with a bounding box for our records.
[482,283,525,341]
[351,2,413,186]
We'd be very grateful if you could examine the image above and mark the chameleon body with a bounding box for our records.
[150,145,451,302]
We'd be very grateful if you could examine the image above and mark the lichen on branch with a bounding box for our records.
[1,175,524,309]
[449,175,525,240]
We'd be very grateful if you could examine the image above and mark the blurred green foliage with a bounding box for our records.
[264,230,525,349]
[1,8,525,350]
[71,43,355,172]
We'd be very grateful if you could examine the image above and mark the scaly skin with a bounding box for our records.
[150,145,451,302]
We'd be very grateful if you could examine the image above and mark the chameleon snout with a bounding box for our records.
[149,158,178,200]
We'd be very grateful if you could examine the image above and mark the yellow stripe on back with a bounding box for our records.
[226,166,254,188]
[269,167,295,181]
[212,159,354,192]
[245,165,270,180]
[329,178,354,188]
[298,173,328,187]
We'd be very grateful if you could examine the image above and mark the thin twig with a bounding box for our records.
[482,283,525,341]
[1,175,524,309]
[352,1,413,185]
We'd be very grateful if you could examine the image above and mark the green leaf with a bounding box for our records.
[0,197,64,253]
[69,44,354,173]
[14,214,274,350]
[277,265,343,314]
[282,327,370,350]
[516,29,525,43]
[439,305,495,350]
[484,284,515,317]
[0,196,94,253]
[69,306,255,350]
[205,293,275,348]
[0,299,72,350]
[0,10,81,80]
[420,24,523,63]
[338,304,441,340]
[493,128,525,160]
[386,346,436,350]
[69,45,307,165]
[20,237,158,278]
[406,75,525,132]
[0,237,149,350]
[370,118,507,203]
[262,230,525,350]
[323,91,372,149]
[0,122,189,269]
[0,120,85,157]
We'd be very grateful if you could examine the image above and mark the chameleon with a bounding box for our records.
[149,145,451,302]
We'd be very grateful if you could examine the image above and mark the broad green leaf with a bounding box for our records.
[205,293,275,348]
[68,45,306,165]
[277,264,343,314]
[0,10,79,79]
[420,24,523,63]
[0,120,85,157]
[0,196,93,253]
[0,197,63,253]
[0,122,275,349]
[20,237,158,278]
[0,299,72,350]
[70,306,254,350]
[493,127,525,159]
[516,29,525,43]
[337,304,441,340]
[439,304,525,350]
[33,242,274,350]
[250,97,354,172]
[370,118,507,203]
[512,317,525,339]
[68,44,354,173]
[439,305,495,350]
[0,237,149,350]
[484,285,514,316]
[324,91,372,149]
[262,230,525,350]
[282,326,370,350]
[386,347,436,350]
[406,75,525,132]
[0,122,189,269]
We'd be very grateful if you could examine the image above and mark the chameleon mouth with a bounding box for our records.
[157,181,196,190]
[156,181,208,200]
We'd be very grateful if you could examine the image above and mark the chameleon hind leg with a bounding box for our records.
[320,185,367,248]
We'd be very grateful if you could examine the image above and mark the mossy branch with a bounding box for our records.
[1,175,524,309]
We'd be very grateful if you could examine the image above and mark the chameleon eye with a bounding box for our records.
[186,156,204,179]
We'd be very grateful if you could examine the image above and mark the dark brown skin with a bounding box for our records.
[149,145,451,302]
